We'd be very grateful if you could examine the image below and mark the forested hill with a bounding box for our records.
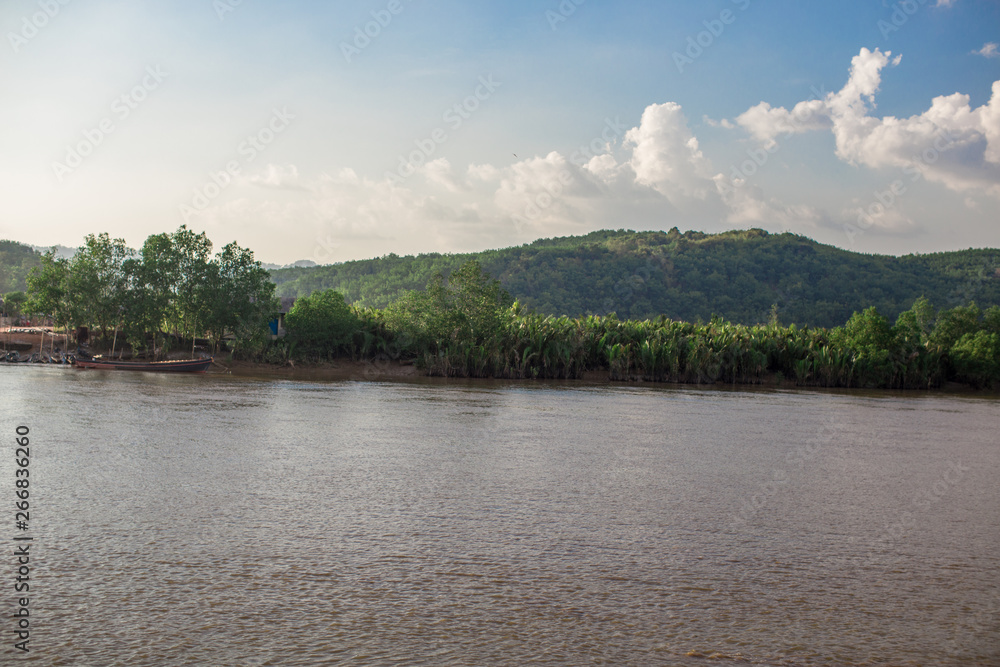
[270,228,1000,329]
[0,241,42,293]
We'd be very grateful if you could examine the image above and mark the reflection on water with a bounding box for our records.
[2,367,998,665]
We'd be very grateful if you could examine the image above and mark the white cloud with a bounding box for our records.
[249,164,310,191]
[702,116,735,129]
[466,163,501,183]
[187,99,828,260]
[625,102,717,203]
[715,174,825,230]
[420,158,464,193]
[184,47,999,262]
[492,151,598,233]
[736,99,831,147]
[844,200,918,234]
[734,47,1000,197]
[973,42,999,58]
[583,153,623,183]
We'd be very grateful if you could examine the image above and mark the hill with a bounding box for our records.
[0,240,43,293]
[270,228,1000,328]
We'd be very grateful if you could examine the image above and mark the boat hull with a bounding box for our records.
[74,357,213,373]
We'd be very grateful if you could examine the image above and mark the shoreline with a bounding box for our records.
[4,355,994,395]
[4,329,995,395]
[214,359,996,396]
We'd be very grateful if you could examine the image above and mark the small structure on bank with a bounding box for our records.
[269,297,296,339]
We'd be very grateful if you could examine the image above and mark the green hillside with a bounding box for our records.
[0,240,42,294]
[271,228,1000,328]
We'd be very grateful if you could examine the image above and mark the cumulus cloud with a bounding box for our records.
[736,99,831,147]
[188,47,999,260]
[486,104,749,236]
[189,98,826,259]
[625,103,718,203]
[420,158,464,193]
[715,174,825,230]
[734,47,1000,196]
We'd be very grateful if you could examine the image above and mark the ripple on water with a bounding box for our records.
[2,371,998,665]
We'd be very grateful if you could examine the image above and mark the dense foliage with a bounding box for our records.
[11,226,999,389]
[0,241,43,310]
[271,229,1000,329]
[23,228,277,356]
[277,260,1000,390]
[285,290,360,357]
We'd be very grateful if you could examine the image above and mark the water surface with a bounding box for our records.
[2,367,998,665]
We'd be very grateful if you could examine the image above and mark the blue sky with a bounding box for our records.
[1,0,998,264]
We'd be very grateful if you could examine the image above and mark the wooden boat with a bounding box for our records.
[73,356,213,373]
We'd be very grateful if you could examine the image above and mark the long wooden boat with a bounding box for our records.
[74,356,213,373]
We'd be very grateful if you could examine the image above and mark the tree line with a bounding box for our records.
[280,260,1000,390]
[23,227,276,357]
[14,228,1000,389]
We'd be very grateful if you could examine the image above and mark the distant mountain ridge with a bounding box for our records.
[260,259,318,271]
[29,244,77,260]
[270,228,1000,328]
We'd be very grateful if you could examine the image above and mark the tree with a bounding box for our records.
[382,275,456,355]
[447,260,513,345]
[25,251,70,329]
[839,306,894,349]
[203,242,277,353]
[893,297,944,388]
[133,233,178,355]
[929,303,982,350]
[981,305,1000,335]
[167,226,213,345]
[834,307,897,387]
[894,296,935,343]
[117,255,163,355]
[951,331,1000,388]
[66,233,134,339]
[381,260,512,356]
[2,291,27,319]
[285,289,359,357]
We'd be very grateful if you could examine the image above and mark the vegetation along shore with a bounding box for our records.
[1,227,998,390]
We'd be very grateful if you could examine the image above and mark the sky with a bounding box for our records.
[1,0,998,265]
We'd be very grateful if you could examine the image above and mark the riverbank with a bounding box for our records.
[212,358,994,395]
[219,358,637,384]
[219,358,423,382]
[0,327,72,354]
[1,352,991,394]
[2,329,991,394]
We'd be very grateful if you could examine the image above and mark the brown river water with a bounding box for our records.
[1,366,998,665]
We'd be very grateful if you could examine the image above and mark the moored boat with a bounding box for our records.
[73,356,213,373]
